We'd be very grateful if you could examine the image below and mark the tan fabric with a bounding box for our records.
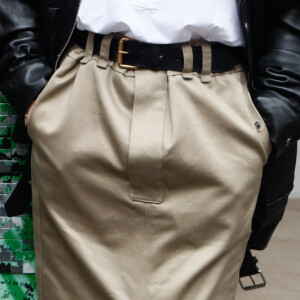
[182,44,194,76]
[200,41,212,83]
[27,40,271,300]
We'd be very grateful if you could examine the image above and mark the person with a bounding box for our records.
[0,0,299,299]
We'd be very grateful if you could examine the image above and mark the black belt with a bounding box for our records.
[71,29,245,73]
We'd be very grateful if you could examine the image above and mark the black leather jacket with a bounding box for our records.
[0,0,299,267]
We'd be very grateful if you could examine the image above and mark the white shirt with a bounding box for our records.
[76,0,245,46]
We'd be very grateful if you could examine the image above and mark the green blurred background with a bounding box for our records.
[0,92,36,299]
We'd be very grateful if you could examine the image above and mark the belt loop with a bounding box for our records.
[181,44,194,79]
[80,32,94,64]
[200,41,212,83]
[97,34,114,69]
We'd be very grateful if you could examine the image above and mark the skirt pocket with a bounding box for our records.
[241,73,272,159]
[26,45,85,134]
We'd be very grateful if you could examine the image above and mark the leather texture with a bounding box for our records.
[0,0,299,275]
[251,2,300,157]
[0,0,52,117]
[249,142,297,250]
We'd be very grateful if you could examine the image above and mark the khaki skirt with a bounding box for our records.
[27,36,271,300]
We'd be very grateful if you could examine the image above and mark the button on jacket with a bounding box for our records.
[0,0,299,268]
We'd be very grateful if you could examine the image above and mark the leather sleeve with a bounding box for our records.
[253,3,300,157]
[0,0,52,118]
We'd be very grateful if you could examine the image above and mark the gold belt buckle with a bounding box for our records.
[117,37,139,70]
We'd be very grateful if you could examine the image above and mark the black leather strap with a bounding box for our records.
[71,29,245,73]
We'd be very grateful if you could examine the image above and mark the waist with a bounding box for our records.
[71,29,245,73]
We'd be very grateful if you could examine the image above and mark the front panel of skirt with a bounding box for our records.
[28,44,270,300]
